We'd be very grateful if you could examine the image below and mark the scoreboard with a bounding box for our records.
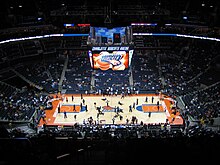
[88,46,133,71]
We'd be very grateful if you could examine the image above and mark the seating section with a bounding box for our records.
[182,83,220,122]
[93,69,130,95]
[0,87,51,122]
[132,50,161,93]
[64,52,93,94]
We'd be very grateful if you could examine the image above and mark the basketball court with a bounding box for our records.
[38,93,184,128]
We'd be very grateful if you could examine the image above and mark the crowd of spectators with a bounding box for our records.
[0,121,219,164]
[0,86,52,123]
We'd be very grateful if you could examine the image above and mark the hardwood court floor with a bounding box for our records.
[38,94,184,127]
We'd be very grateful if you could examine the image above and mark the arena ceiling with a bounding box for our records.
[0,0,219,29]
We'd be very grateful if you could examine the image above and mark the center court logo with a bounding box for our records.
[102,106,115,112]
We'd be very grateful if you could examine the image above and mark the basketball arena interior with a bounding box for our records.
[0,0,220,164]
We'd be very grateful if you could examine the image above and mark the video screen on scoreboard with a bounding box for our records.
[93,51,129,70]
[88,46,133,71]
